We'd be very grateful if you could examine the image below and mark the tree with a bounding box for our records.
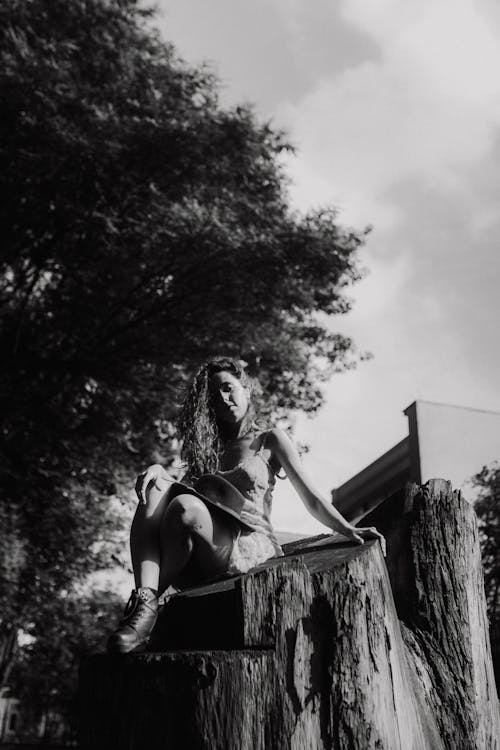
[0,0,367,725]
[471,462,500,684]
[10,586,124,740]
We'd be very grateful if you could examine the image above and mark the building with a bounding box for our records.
[0,686,70,746]
[0,688,20,743]
[332,399,500,523]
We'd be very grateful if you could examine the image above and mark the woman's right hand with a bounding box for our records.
[135,464,175,505]
[343,525,387,557]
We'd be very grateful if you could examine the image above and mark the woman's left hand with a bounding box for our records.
[135,464,175,504]
[343,525,386,557]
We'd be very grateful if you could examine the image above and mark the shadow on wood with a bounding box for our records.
[79,479,500,749]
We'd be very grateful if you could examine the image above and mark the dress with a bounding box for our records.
[169,434,284,588]
[216,440,284,575]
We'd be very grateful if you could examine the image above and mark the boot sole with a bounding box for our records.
[106,636,151,655]
[106,610,158,655]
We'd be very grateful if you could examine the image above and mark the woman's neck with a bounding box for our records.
[220,415,253,444]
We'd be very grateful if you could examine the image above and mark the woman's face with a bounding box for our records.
[209,370,250,425]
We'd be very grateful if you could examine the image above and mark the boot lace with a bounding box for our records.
[119,590,154,629]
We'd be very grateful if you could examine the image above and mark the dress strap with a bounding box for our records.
[258,430,287,480]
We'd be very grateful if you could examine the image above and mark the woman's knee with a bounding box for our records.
[164,494,212,532]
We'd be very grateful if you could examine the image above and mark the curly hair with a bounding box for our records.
[178,357,256,479]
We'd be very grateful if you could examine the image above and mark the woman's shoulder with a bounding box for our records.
[258,426,290,450]
[256,427,291,480]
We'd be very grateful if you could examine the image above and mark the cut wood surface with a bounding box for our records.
[79,479,500,749]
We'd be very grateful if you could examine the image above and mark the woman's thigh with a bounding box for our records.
[159,494,237,589]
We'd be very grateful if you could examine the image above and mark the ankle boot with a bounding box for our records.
[107,587,158,654]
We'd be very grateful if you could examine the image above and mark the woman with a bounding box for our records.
[107,357,384,653]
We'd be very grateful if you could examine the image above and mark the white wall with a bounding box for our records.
[414,401,500,499]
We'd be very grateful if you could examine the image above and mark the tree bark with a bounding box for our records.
[79,479,500,749]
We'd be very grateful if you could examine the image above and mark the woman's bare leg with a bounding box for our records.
[130,479,172,591]
[108,481,170,653]
[158,494,234,594]
[130,483,235,594]
[109,487,235,653]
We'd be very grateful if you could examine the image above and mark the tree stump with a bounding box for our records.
[79,479,500,749]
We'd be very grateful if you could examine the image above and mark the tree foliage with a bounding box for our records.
[473,464,500,626]
[471,463,500,689]
[11,586,124,740]
[0,0,367,726]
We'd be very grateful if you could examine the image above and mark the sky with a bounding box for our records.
[153,0,500,534]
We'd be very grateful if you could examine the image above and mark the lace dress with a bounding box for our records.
[216,442,284,575]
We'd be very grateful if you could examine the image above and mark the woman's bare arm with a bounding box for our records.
[266,427,386,552]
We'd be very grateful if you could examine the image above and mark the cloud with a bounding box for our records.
[270,1,500,532]
[155,0,380,112]
[278,0,500,228]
